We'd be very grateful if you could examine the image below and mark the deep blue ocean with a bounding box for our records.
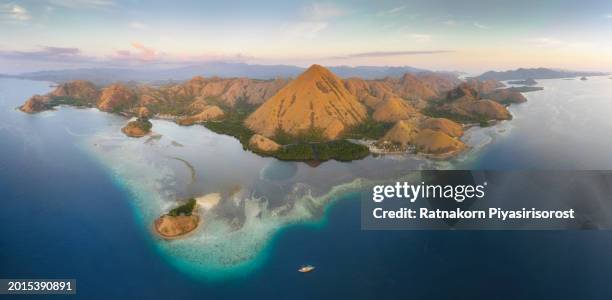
[2,78,612,299]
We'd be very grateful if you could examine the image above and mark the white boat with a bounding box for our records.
[298,265,315,273]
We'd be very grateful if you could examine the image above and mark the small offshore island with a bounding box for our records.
[508,78,538,86]
[154,199,200,239]
[20,64,541,161]
[122,117,153,138]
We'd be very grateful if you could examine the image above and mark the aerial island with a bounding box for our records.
[122,117,153,137]
[477,67,605,81]
[20,64,538,161]
[154,198,199,239]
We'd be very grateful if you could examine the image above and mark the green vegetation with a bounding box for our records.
[198,100,370,162]
[130,117,153,131]
[148,92,204,116]
[150,101,191,116]
[312,140,370,161]
[107,95,139,114]
[422,106,491,124]
[232,97,259,116]
[264,127,371,161]
[209,120,371,161]
[274,143,315,160]
[273,128,327,144]
[49,96,95,108]
[204,120,254,148]
[203,98,256,148]
[345,118,393,140]
[423,106,512,126]
[168,198,196,217]
[271,140,369,162]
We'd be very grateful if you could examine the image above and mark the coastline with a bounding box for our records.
[59,78,521,280]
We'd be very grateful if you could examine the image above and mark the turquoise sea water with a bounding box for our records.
[2,77,612,298]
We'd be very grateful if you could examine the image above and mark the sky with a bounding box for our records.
[1,0,612,74]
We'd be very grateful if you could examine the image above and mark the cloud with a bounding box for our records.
[0,44,256,70]
[0,46,93,62]
[0,3,31,22]
[528,37,562,48]
[329,50,453,59]
[303,2,347,20]
[410,34,432,43]
[285,2,346,39]
[46,0,115,9]
[284,21,328,39]
[473,22,489,29]
[2,43,253,68]
[527,37,596,50]
[606,14,612,19]
[130,41,157,60]
[443,20,457,26]
[129,21,147,30]
[377,5,406,17]
[110,42,158,61]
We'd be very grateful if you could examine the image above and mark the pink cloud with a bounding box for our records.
[129,41,157,60]
[110,42,158,62]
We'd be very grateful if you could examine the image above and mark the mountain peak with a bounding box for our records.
[189,75,206,83]
[298,64,338,81]
[306,64,326,71]
[245,65,367,140]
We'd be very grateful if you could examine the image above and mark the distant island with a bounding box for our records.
[477,67,607,81]
[1,62,432,85]
[20,65,540,162]
[508,78,538,86]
